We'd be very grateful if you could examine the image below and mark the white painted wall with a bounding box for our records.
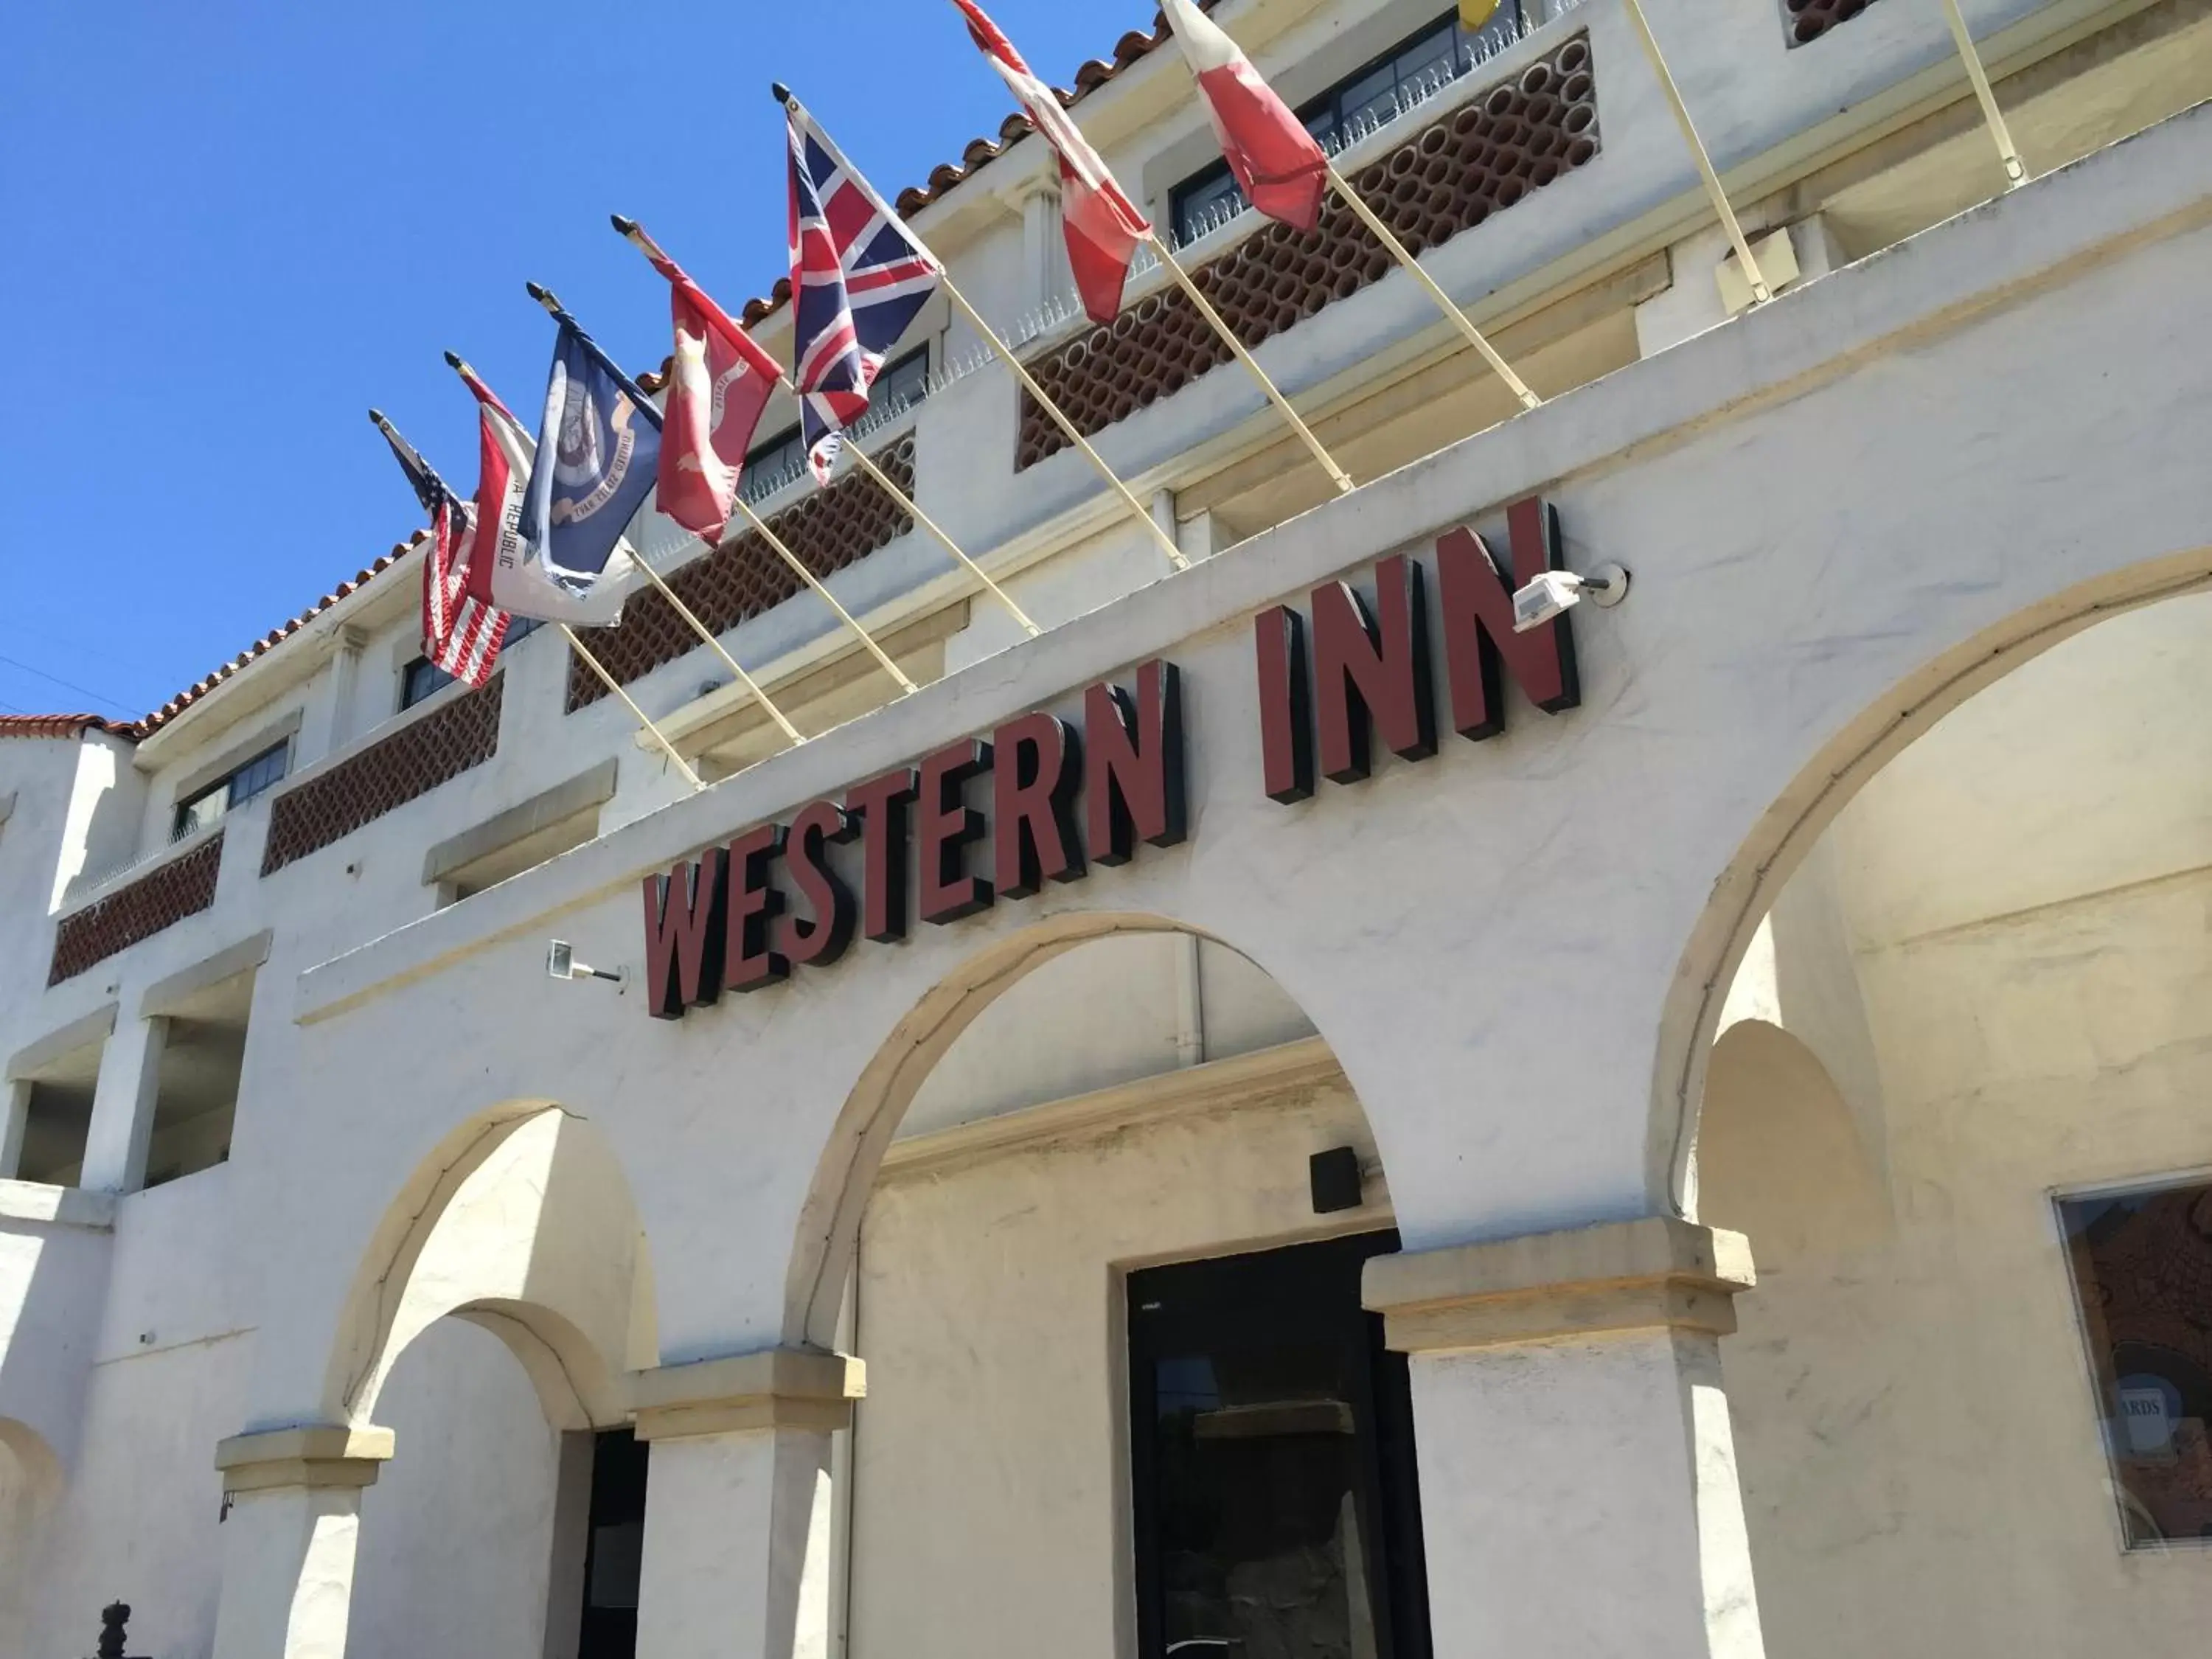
[850,1065,1386,1659]
[1704,595,2212,1655]
[350,1318,566,1659]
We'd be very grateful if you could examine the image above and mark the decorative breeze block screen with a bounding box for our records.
[1015,32,1600,473]
[49,831,225,985]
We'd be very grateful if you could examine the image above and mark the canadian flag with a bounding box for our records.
[1160,0,1329,234]
[951,0,1152,324]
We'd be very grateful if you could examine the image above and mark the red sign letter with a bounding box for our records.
[1311,554,1434,785]
[917,740,994,925]
[725,824,789,992]
[1085,661,1186,865]
[845,768,917,943]
[1253,608,1312,805]
[776,799,858,969]
[642,850,727,1020]
[1436,498,1579,740]
[995,712,1085,899]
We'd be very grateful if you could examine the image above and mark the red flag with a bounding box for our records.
[455,364,534,611]
[1160,0,1329,234]
[950,0,1151,324]
[644,248,782,540]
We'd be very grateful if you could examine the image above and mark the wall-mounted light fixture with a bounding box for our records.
[547,941,625,990]
[1512,563,1630,633]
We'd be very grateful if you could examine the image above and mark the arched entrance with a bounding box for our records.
[0,1418,61,1654]
[1684,587,2212,1653]
[793,917,1427,1659]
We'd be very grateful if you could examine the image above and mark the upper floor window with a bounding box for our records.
[1170,3,1526,246]
[740,346,931,507]
[173,740,288,840]
[400,619,541,711]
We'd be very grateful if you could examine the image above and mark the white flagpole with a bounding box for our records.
[1322,164,1540,410]
[1938,0,2028,189]
[1621,0,1771,305]
[1143,230,1354,494]
[559,625,705,789]
[526,285,804,748]
[767,95,1193,573]
[728,491,919,693]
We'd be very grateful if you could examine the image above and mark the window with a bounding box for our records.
[1129,1232,1430,1659]
[1170,3,1526,246]
[2060,1179,2212,1547]
[172,740,289,840]
[400,619,540,711]
[739,346,932,507]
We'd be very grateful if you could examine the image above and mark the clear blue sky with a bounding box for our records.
[0,0,1141,721]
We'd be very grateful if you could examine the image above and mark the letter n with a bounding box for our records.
[1312,554,1435,785]
[642,849,728,1020]
[1086,661,1187,865]
[1436,498,1580,740]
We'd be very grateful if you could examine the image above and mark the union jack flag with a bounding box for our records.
[785,92,942,486]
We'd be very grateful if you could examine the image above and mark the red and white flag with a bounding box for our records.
[950,0,1152,324]
[455,361,533,613]
[643,246,781,540]
[1160,0,1329,234]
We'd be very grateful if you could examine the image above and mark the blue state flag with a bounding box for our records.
[521,319,663,605]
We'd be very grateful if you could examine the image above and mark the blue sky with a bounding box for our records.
[0,1,1139,720]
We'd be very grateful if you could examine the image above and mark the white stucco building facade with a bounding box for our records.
[4,1,2212,1655]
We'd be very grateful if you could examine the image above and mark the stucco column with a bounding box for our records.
[630,1349,863,1659]
[79,1013,167,1194]
[1363,1218,1765,1658]
[209,1427,394,1659]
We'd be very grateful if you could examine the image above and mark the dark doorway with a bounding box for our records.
[577,1428,650,1659]
[1129,1231,1430,1659]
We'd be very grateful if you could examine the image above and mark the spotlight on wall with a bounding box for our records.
[1512,563,1630,633]
[547,940,625,988]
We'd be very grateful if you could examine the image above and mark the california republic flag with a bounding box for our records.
[1160,0,1329,233]
[950,0,1152,324]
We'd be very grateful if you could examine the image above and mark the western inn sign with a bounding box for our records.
[643,499,1579,1015]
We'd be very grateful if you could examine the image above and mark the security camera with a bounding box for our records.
[1512,563,1629,632]
[547,941,625,987]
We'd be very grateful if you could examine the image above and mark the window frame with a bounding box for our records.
[739,344,932,508]
[2053,1168,2212,1553]
[171,738,291,841]
[1168,2,1527,248]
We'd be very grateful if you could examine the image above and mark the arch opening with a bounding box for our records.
[796,914,1433,1659]
[1680,586,2212,1654]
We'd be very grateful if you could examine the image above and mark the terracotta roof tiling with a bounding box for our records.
[0,713,137,741]
[13,9,1188,750]
[1,530,431,744]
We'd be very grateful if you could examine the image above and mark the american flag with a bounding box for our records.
[785,93,942,486]
[373,411,509,689]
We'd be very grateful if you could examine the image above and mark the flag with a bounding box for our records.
[642,243,782,540]
[521,317,660,613]
[1159,0,1329,234]
[950,0,1152,324]
[785,93,943,486]
[374,412,508,688]
[454,358,631,627]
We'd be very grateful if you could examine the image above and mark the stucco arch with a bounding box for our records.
[324,1101,654,1432]
[1653,549,2212,1216]
[783,910,1360,1349]
[0,1417,60,1652]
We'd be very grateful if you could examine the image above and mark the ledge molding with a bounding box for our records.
[628,1348,866,1442]
[1362,1217,1755,1353]
[215,1425,396,1494]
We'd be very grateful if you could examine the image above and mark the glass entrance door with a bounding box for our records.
[1128,1231,1430,1659]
